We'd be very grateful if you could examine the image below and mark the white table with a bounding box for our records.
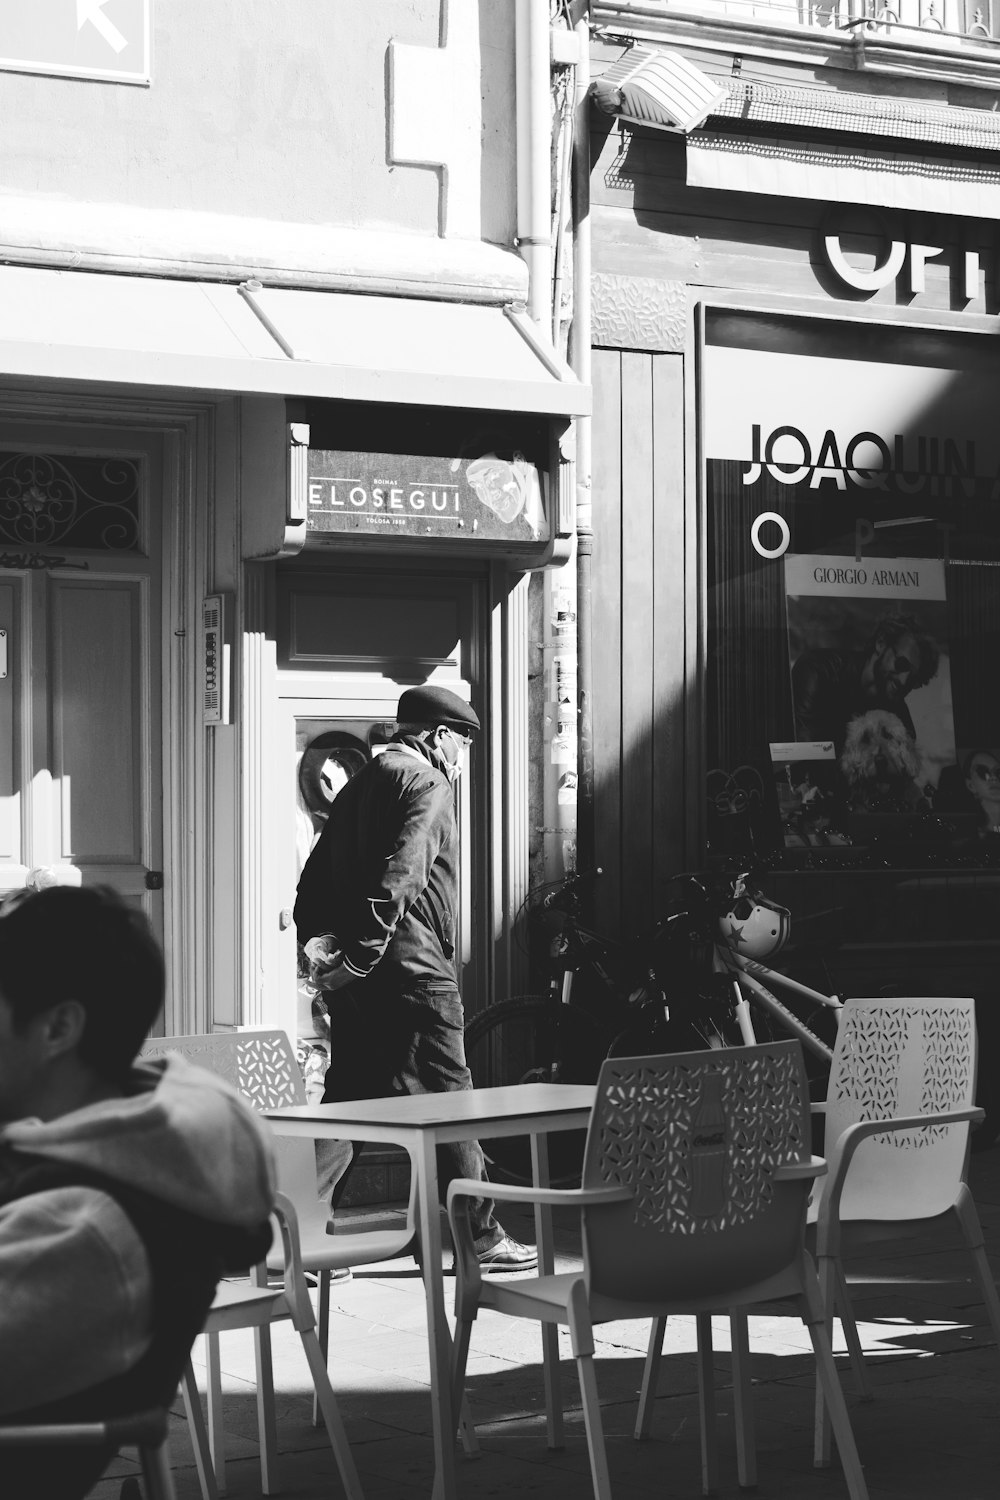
[264,1082,596,1499]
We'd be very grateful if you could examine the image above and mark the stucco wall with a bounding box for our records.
[0,0,516,247]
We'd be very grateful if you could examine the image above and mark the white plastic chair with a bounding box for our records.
[809,995,1000,1464]
[142,1030,414,1494]
[449,1042,869,1500]
[180,1192,363,1499]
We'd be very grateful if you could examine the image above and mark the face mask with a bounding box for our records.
[440,728,467,784]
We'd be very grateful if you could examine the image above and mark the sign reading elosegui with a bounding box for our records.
[306,450,547,545]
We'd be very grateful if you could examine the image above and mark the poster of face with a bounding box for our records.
[785,553,954,824]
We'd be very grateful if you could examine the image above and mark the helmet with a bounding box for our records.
[717,891,790,960]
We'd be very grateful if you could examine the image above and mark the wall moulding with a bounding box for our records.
[591,271,687,350]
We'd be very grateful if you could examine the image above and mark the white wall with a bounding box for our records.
[0,0,517,256]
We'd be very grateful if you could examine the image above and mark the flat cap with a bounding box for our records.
[397,685,481,733]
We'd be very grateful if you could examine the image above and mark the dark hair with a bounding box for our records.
[0,886,164,1082]
[870,612,940,692]
[963,748,1000,780]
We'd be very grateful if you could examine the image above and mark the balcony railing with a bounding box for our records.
[597,0,1000,50]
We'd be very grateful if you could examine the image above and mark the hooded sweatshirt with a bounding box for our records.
[0,1053,276,1417]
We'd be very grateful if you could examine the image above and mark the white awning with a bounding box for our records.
[0,265,589,418]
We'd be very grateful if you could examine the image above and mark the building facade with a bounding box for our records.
[584,2,1000,1041]
[0,3,588,1065]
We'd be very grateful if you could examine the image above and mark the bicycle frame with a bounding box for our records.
[714,946,843,1063]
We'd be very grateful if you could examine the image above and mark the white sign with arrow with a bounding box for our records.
[0,0,150,85]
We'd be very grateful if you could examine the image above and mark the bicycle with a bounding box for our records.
[464,867,847,1183]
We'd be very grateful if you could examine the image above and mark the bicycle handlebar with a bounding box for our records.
[539,866,603,908]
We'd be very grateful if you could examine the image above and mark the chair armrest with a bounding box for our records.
[270,1192,318,1332]
[447,1177,632,1313]
[446,1178,633,1212]
[814,1107,984,1255]
[773,1155,827,1182]
[0,1408,168,1448]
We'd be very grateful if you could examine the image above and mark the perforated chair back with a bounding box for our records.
[823,997,976,1222]
[141,1030,416,1268]
[581,1041,813,1303]
[141,1029,324,1209]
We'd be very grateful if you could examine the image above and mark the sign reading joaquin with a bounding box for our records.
[741,423,990,496]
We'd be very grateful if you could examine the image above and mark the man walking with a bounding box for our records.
[294,684,536,1271]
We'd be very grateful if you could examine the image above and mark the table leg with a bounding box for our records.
[415,1133,457,1500]
[530,1130,564,1451]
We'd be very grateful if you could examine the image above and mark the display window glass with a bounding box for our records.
[703,312,1000,899]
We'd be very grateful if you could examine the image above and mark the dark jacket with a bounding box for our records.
[294,735,460,987]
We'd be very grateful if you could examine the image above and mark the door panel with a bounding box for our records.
[52,578,143,864]
[0,580,22,880]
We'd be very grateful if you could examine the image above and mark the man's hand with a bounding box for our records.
[304,935,356,993]
[313,953,356,993]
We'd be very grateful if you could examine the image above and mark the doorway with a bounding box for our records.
[273,562,488,1057]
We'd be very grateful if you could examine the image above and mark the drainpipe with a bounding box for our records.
[571,10,595,882]
[515,0,553,325]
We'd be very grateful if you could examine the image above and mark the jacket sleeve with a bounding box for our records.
[0,1186,152,1415]
[340,774,454,977]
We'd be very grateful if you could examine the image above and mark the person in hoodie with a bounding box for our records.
[0,884,276,1498]
[294,684,536,1271]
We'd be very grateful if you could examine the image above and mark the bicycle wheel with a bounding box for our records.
[464,994,606,1185]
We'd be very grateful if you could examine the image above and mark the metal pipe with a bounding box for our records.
[570,8,595,881]
[515,0,553,324]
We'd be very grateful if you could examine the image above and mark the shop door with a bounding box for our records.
[274,566,485,1053]
[0,431,163,938]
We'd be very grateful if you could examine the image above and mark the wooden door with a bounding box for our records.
[0,431,162,939]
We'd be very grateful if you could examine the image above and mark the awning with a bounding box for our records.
[686,131,1000,219]
[0,265,589,418]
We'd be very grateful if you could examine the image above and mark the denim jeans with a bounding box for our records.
[317,976,502,1251]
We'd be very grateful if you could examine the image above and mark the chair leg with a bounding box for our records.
[252,1324,281,1495]
[801,1271,870,1500]
[450,1315,481,1458]
[298,1325,365,1500]
[815,1250,871,1467]
[566,1282,611,1500]
[954,1185,1000,1349]
[458,1393,480,1458]
[540,1322,565,1452]
[833,1258,871,1398]
[576,1353,613,1500]
[695,1312,719,1498]
[180,1361,219,1500]
[204,1332,227,1495]
[634,1316,667,1440]
[729,1309,756,1491]
[138,1436,179,1500]
[313,1269,331,1428]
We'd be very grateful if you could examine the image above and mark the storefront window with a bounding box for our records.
[703,312,1000,894]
